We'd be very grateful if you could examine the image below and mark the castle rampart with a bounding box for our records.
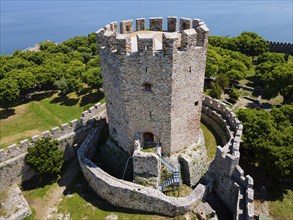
[0,103,106,191]
[201,96,254,220]
[268,41,293,55]
[74,96,253,219]
[77,123,208,217]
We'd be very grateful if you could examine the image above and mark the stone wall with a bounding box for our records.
[0,103,106,191]
[97,16,209,156]
[201,96,254,220]
[78,123,208,217]
[132,138,161,187]
[178,130,208,187]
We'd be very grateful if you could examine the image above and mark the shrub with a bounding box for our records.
[25,137,64,176]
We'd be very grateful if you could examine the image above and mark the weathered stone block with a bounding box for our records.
[61,123,70,133]
[180,17,192,31]
[136,18,145,31]
[71,119,78,129]
[120,20,133,34]
[31,135,39,142]
[19,139,30,149]
[42,130,51,138]
[167,16,177,32]
[110,21,118,32]
[7,144,18,154]
[149,17,163,31]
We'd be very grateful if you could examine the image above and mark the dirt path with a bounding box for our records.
[32,159,80,220]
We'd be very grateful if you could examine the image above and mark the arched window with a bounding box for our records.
[143,83,152,92]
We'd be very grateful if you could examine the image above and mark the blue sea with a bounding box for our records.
[1,0,292,55]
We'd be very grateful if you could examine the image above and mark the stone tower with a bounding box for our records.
[96,17,209,156]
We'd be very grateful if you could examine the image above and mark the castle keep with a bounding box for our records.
[97,17,209,156]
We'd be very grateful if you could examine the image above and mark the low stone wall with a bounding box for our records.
[133,144,161,188]
[0,103,106,191]
[78,123,208,217]
[201,96,254,220]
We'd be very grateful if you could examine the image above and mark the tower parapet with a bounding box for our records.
[96,16,209,56]
[97,17,209,156]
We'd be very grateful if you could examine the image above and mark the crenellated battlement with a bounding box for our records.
[268,41,293,55]
[201,96,254,219]
[96,16,209,56]
[0,103,106,163]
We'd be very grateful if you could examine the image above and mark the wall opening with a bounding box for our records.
[195,101,199,106]
[143,132,155,148]
[143,83,152,92]
[126,25,130,31]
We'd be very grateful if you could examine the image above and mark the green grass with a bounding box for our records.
[22,183,57,199]
[24,208,36,220]
[268,190,293,220]
[57,192,171,220]
[237,89,253,97]
[163,184,193,197]
[200,123,217,161]
[0,91,104,148]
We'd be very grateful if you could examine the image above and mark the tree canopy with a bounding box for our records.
[0,32,101,108]
[238,106,293,180]
[208,31,269,58]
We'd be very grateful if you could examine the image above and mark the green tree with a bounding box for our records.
[238,107,293,179]
[229,87,239,101]
[39,41,56,51]
[256,52,285,65]
[255,61,275,76]
[82,67,103,90]
[209,82,223,99]
[11,70,35,96]
[215,74,230,88]
[25,137,64,176]
[0,78,20,109]
[261,63,293,103]
[235,32,269,58]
